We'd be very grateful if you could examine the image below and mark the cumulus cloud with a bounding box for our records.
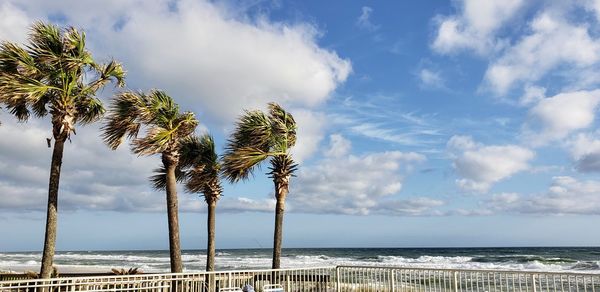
[356,6,379,32]
[486,176,600,215]
[519,85,546,106]
[324,134,351,158]
[0,2,30,43]
[289,109,327,163]
[289,135,435,215]
[448,135,534,193]
[5,0,351,128]
[523,90,600,145]
[432,0,525,54]
[567,133,600,172]
[483,11,600,95]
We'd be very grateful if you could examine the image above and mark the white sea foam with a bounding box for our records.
[2,251,599,274]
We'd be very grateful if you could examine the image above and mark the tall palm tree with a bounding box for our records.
[0,22,124,278]
[222,102,297,269]
[102,90,198,273]
[152,134,222,271]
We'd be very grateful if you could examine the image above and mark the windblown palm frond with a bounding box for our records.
[102,90,198,155]
[222,102,297,182]
[184,134,222,200]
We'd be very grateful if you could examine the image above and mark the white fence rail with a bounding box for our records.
[1,266,599,292]
[337,266,600,292]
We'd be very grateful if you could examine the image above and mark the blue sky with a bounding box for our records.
[1,0,600,251]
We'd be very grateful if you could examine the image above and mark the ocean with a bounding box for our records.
[1,247,599,274]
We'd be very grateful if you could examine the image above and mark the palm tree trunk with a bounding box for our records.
[40,138,65,279]
[206,199,216,271]
[272,177,289,269]
[164,160,183,273]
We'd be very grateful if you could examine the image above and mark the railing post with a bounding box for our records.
[390,269,396,292]
[336,266,341,292]
[228,272,232,288]
[532,274,537,292]
[454,271,459,292]
[286,273,291,292]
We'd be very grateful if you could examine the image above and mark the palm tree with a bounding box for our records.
[0,22,125,278]
[152,134,222,271]
[183,135,222,271]
[102,90,198,273]
[222,102,297,269]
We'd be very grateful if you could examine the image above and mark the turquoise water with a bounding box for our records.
[1,247,599,273]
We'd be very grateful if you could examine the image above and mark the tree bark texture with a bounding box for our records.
[164,155,183,273]
[40,139,65,279]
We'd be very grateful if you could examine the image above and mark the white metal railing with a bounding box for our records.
[1,265,599,292]
[336,266,600,292]
[0,266,335,292]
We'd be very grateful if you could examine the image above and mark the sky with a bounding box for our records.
[1,0,600,251]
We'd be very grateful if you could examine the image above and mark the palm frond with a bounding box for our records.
[75,97,104,125]
[178,134,223,202]
[222,147,270,182]
[103,90,199,158]
[268,154,298,180]
[268,102,297,150]
[102,91,147,149]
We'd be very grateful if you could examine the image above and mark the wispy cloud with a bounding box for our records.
[356,6,380,32]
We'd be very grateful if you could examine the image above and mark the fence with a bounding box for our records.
[336,266,600,292]
[1,265,599,292]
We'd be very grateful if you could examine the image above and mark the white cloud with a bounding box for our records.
[324,134,351,158]
[0,2,30,44]
[216,197,276,213]
[289,109,327,163]
[487,176,600,215]
[289,136,430,215]
[524,90,600,145]
[432,0,525,54]
[584,0,600,21]
[483,11,600,95]
[418,69,445,89]
[519,85,546,106]
[356,6,379,32]
[448,135,534,193]
[7,0,351,128]
[567,133,600,172]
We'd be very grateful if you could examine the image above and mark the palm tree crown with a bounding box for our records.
[222,102,297,182]
[102,90,198,157]
[0,22,125,140]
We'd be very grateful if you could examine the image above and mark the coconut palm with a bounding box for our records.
[102,90,198,273]
[152,134,222,271]
[222,102,297,269]
[0,22,125,278]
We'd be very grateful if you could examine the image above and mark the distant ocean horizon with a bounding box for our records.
[2,247,600,273]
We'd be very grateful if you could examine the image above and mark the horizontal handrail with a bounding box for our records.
[336,265,600,276]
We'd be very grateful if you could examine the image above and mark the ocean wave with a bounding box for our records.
[2,250,600,274]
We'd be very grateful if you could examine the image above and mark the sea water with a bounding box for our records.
[1,247,599,273]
